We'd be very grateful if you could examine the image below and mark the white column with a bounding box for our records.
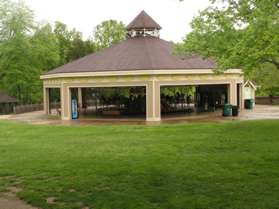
[146,80,161,121]
[43,87,50,115]
[61,85,71,120]
[229,81,238,106]
[239,83,245,109]
[78,88,83,108]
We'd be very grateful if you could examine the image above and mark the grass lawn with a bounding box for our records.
[0,120,279,209]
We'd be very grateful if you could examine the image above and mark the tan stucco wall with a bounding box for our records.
[42,69,244,121]
[43,87,50,115]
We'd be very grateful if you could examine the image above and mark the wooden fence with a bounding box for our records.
[8,97,279,115]
[14,104,43,114]
[0,103,15,115]
[255,96,279,105]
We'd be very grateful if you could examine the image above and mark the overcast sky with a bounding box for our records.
[24,0,211,42]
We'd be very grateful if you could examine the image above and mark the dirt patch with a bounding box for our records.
[69,189,76,193]
[7,186,23,193]
[0,197,40,209]
[0,183,40,209]
[46,196,56,204]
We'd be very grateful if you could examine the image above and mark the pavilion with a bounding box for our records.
[40,11,244,121]
[0,91,17,115]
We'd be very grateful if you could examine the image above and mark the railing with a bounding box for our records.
[255,96,279,105]
[14,104,43,114]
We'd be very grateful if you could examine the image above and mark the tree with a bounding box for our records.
[0,0,34,81]
[28,23,61,102]
[93,20,126,50]
[0,0,97,104]
[67,31,95,61]
[161,86,195,98]
[53,21,73,64]
[250,63,279,97]
[0,0,33,41]
[0,0,61,103]
[54,21,95,64]
[0,23,61,103]
[0,0,36,103]
[176,0,279,73]
[31,23,60,72]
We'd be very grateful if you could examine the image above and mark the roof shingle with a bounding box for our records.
[46,36,216,75]
[127,10,162,30]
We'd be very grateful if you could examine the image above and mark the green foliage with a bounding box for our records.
[0,0,63,103]
[0,0,38,103]
[93,20,126,50]
[161,86,195,97]
[177,0,279,72]
[31,24,60,72]
[93,87,144,106]
[250,63,279,96]
[53,21,95,65]
[67,34,95,62]
[0,0,34,40]
[0,0,126,104]
[0,23,60,103]
[53,21,72,64]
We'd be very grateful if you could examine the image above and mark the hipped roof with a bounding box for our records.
[46,37,216,75]
[127,10,162,30]
[45,11,216,75]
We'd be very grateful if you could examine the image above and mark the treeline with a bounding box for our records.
[0,0,126,104]
[1,0,279,104]
[176,0,279,97]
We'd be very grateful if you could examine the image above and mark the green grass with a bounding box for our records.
[0,120,279,209]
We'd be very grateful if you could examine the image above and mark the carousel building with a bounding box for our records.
[40,11,244,121]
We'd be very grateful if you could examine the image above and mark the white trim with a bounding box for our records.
[62,83,147,88]
[40,69,243,80]
[44,84,62,88]
[244,80,257,90]
[158,80,233,86]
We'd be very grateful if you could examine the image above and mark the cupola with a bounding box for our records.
[127,10,162,38]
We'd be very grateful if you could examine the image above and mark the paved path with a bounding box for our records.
[239,105,279,120]
[1,105,279,125]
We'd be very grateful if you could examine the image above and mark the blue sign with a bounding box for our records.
[71,99,79,119]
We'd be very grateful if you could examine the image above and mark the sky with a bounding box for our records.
[24,0,211,42]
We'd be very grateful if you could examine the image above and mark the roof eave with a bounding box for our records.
[40,68,243,80]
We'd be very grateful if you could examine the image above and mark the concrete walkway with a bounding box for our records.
[238,105,279,120]
[1,105,279,125]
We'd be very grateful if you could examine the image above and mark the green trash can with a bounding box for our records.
[250,99,254,109]
[245,99,254,109]
[232,105,239,116]
[223,104,232,117]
